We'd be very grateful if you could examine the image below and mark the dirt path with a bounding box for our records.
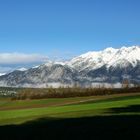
[0,92,140,111]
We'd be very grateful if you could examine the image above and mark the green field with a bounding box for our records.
[0,92,140,139]
[0,93,140,125]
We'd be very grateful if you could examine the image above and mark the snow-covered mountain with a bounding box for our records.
[0,73,6,76]
[67,46,140,72]
[0,46,140,88]
[17,67,28,71]
[0,63,79,88]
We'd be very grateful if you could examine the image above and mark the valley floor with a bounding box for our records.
[0,92,140,139]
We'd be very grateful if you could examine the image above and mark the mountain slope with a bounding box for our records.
[0,64,79,87]
[67,46,140,72]
[0,46,140,87]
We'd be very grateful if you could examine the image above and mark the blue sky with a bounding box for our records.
[0,0,140,70]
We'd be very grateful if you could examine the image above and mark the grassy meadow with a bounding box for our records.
[0,92,140,139]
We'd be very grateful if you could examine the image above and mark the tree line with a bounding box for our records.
[12,86,140,100]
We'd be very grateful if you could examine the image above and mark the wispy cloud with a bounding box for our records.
[0,52,76,73]
[0,53,48,64]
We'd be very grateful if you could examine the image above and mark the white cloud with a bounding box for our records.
[0,53,48,64]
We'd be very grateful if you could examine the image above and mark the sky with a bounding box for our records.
[0,0,140,72]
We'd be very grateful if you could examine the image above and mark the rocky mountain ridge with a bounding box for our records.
[0,46,140,88]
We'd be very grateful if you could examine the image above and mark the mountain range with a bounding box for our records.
[0,46,140,88]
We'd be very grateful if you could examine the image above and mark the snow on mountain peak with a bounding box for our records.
[68,46,140,71]
[103,47,117,53]
[44,60,66,67]
[0,73,6,76]
[13,46,140,73]
[0,46,139,88]
[104,46,140,68]
[17,67,27,71]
